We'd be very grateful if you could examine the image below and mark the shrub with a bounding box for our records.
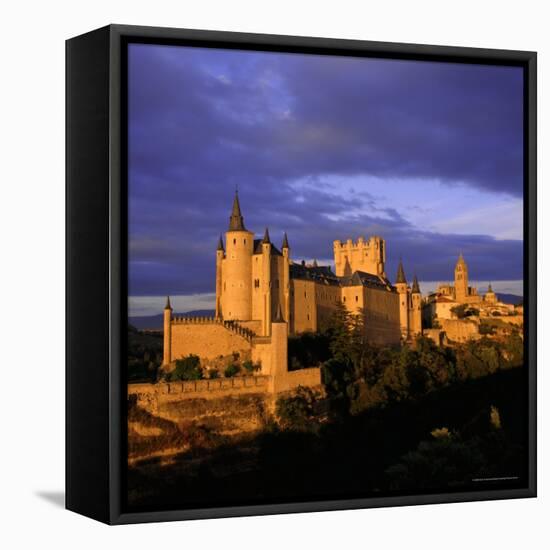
[224,363,240,378]
[169,355,202,381]
[479,323,496,335]
[209,369,220,379]
[242,360,259,373]
[275,386,319,431]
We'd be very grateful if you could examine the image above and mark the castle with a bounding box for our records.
[161,192,423,392]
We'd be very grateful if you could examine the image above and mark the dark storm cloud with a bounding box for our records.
[128,44,523,296]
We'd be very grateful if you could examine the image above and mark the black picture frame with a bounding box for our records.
[66,24,537,525]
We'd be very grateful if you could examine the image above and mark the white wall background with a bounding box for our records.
[0,0,546,547]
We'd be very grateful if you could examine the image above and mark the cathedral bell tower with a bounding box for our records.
[454,253,468,302]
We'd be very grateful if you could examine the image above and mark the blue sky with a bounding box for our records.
[127,43,524,316]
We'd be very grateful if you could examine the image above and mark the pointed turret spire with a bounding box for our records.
[282,232,289,249]
[313,259,318,267]
[457,252,466,265]
[396,259,407,284]
[164,296,172,310]
[412,274,420,294]
[274,302,284,323]
[487,283,493,292]
[217,234,224,251]
[228,190,246,231]
[262,227,271,244]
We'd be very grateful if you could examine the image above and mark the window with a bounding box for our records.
[355,295,358,302]
[244,239,246,244]
[233,238,236,245]
[254,279,260,288]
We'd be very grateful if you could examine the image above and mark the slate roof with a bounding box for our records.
[289,264,394,292]
[253,239,282,256]
[340,270,396,292]
[395,260,407,284]
[228,192,247,231]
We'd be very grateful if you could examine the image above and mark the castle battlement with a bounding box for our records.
[333,235,386,278]
[170,315,255,341]
[333,235,383,249]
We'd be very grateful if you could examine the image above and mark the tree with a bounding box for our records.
[224,363,240,378]
[451,304,469,319]
[169,355,202,381]
[275,386,320,431]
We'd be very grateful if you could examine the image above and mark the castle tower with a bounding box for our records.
[261,227,272,336]
[282,232,290,332]
[162,296,172,366]
[220,191,254,321]
[395,259,410,340]
[215,234,224,318]
[410,274,422,337]
[269,303,289,393]
[333,235,386,277]
[454,253,469,302]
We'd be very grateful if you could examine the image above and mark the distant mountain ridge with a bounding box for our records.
[129,309,215,330]
[496,293,523,306]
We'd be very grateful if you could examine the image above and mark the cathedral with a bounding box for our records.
[423,253,512,323]
[214,191,421,344]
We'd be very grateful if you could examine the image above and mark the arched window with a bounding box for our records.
[233,238,236,245]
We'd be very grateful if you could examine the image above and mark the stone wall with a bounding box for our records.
[271,367,322,394]
[362,286,401,345]
[439,318,480,342]
[290,278,317,333]
[129,379,271,434]
[170,320,252,362]
[128,369,322,433]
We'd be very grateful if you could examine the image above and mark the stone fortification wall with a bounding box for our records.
[169,318,253,362]
[129,379,271,435]
[129,376,271,414]
[128,369,322,433]
[439,318,480,342]
[271,367,322,394]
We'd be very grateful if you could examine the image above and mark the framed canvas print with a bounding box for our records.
[66,24,537,524]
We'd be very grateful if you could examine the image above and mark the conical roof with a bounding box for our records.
[164,296,172,310]
[217,234,224,251]
[262,227,271,244]
[228,191,246,231]
[412,274,420,294]
[396,259,407,284]
[282,232,289,249]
